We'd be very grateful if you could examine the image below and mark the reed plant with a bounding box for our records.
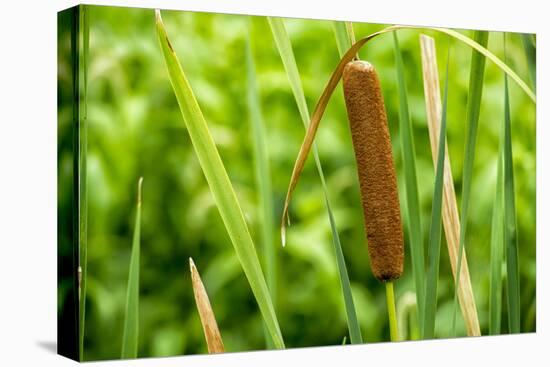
[279,24,534,340]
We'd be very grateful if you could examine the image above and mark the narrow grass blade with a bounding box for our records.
[267,18,309,127]
[503,36,521,333]
[423,48,450,339]
[393,32,425,331]
[521,34,536,92]
[189,258,225,353]
[332,21,356,59]
[420,34,480,336]
[77,4,89,360]
[279,26,534,236]
[245,21,277,349]
[489,145,504,335]
[155,11,284,349]
[121,178,143,359]
[268,16,363,344]
[452,30,489,334]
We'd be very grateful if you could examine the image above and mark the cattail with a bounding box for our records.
[342,60,404,281]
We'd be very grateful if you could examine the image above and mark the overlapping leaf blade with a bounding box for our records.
[452,30,488,334]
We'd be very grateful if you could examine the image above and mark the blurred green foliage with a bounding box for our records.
[57,5,536,361]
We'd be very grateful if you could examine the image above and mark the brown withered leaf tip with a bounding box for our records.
[189,258,225,353]
[342,60,404,281]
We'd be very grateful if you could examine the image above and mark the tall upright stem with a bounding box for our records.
[386,281,399,341]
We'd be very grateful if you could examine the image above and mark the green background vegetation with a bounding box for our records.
[58,5,536,361]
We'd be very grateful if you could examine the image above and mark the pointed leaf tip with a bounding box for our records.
[189,259,225,353]
[280,212,291,247]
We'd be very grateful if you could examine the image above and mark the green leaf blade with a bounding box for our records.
[489,147,504,335]
[452,30,488,334]
[155,11,284,349]
[423,50,450,339]
[393,32,425,332]
[332,21,355,58]
[503,37,521,333]
[245,21,277,349]
[267,18,310,127]
[121,178,143,359]
[521,34,536,92]
[268,16,363,344]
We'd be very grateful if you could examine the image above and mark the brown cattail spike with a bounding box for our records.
[342,60,404,281]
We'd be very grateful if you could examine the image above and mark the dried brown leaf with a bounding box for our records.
[189,258,225,353]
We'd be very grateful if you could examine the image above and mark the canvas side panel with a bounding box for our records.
[77,4,89,362]
[57,5,80,362]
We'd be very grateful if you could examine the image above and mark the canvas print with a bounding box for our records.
[57,4,536,362]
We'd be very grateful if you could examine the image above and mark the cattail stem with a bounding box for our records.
[385,281,399,341]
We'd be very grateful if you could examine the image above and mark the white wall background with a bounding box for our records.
[0,0,545,366]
